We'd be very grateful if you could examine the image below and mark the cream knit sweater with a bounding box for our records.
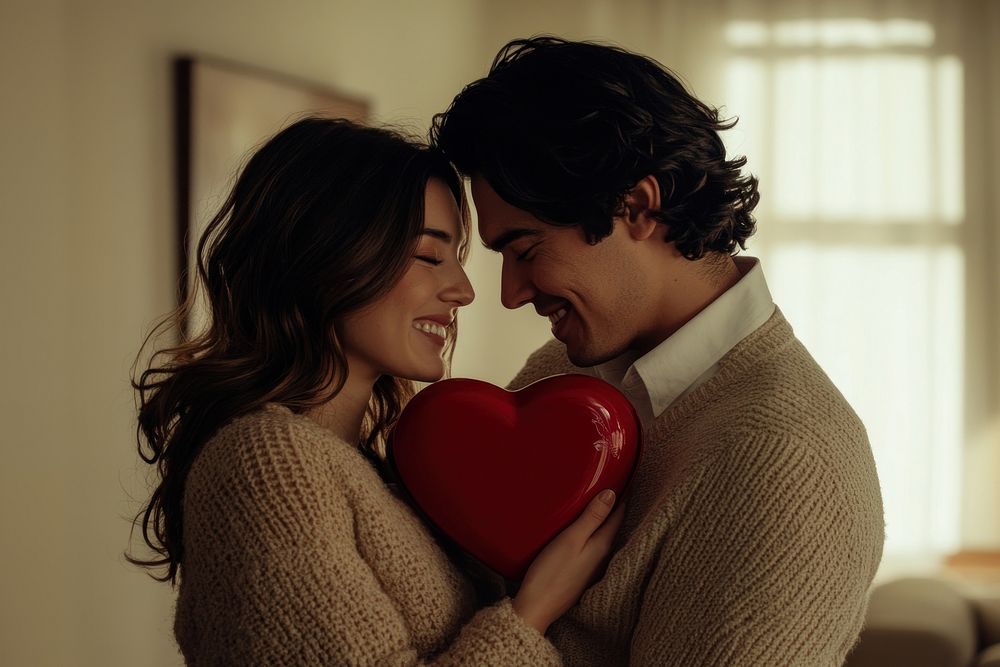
[174,403,562,666]
[506,308,885,666]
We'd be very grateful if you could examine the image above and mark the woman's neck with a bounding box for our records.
[305,367,376,444]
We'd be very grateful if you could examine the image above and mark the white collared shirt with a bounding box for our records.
[587,256,776,426]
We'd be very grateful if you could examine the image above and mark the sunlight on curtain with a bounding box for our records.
[722,18,965,558]
[770,245,963,554]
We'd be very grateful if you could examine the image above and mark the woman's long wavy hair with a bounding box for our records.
[129,117,469,585]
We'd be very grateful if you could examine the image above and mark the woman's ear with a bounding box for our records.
[623,175,662,241]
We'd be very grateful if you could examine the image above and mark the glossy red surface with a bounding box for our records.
[388,373,643,580]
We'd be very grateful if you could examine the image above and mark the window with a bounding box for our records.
[723,19,965,558]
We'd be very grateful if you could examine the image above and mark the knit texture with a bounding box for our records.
[174,403,562,666]
[506,308,885,666]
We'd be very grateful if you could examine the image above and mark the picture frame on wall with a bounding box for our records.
[174,56,369,336]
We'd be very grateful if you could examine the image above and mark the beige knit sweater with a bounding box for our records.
[506,308,885,666]
[174,403,562,666]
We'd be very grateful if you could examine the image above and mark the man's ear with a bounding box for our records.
[623,175,662,241]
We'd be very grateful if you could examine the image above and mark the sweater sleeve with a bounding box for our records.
[180,420,562,666]
[628,434,884,666]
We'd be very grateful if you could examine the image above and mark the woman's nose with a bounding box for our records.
[443,264,475,307]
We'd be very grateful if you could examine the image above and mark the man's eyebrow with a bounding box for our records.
[421,228,453,243]
[482,228,541,252]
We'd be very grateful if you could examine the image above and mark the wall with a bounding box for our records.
[960,0,1000,550]
[1,1,76,664]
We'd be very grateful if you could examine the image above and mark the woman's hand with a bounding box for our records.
[511,489,626,634]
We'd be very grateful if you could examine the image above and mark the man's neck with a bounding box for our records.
[632,253,742,355]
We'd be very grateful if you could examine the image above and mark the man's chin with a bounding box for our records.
[564,342,620,368]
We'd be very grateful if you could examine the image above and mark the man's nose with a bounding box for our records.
[500,262,534,310]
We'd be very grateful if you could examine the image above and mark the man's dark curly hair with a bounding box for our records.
[430,36,759,260]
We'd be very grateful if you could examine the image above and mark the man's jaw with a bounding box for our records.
[536,302,626,367]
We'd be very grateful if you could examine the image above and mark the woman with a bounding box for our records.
[130,117,624,665]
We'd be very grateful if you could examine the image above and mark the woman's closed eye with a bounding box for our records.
[416,255,443,266]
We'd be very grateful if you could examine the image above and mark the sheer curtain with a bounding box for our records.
[652,0,1000,569]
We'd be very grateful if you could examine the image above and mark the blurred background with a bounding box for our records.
[2,0,998,664]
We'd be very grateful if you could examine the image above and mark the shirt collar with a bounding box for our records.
[592,256,775,423]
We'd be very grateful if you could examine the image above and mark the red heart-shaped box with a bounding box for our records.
[388,374,642,580]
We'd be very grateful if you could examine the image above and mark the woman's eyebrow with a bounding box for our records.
[421,228,453,243]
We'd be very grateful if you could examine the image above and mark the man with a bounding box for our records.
[432,37,884,666]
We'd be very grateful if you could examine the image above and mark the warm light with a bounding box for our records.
[726,19,936,48]
[769,245,964,554]
[724,18,964,558]
[725,21,769,47]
